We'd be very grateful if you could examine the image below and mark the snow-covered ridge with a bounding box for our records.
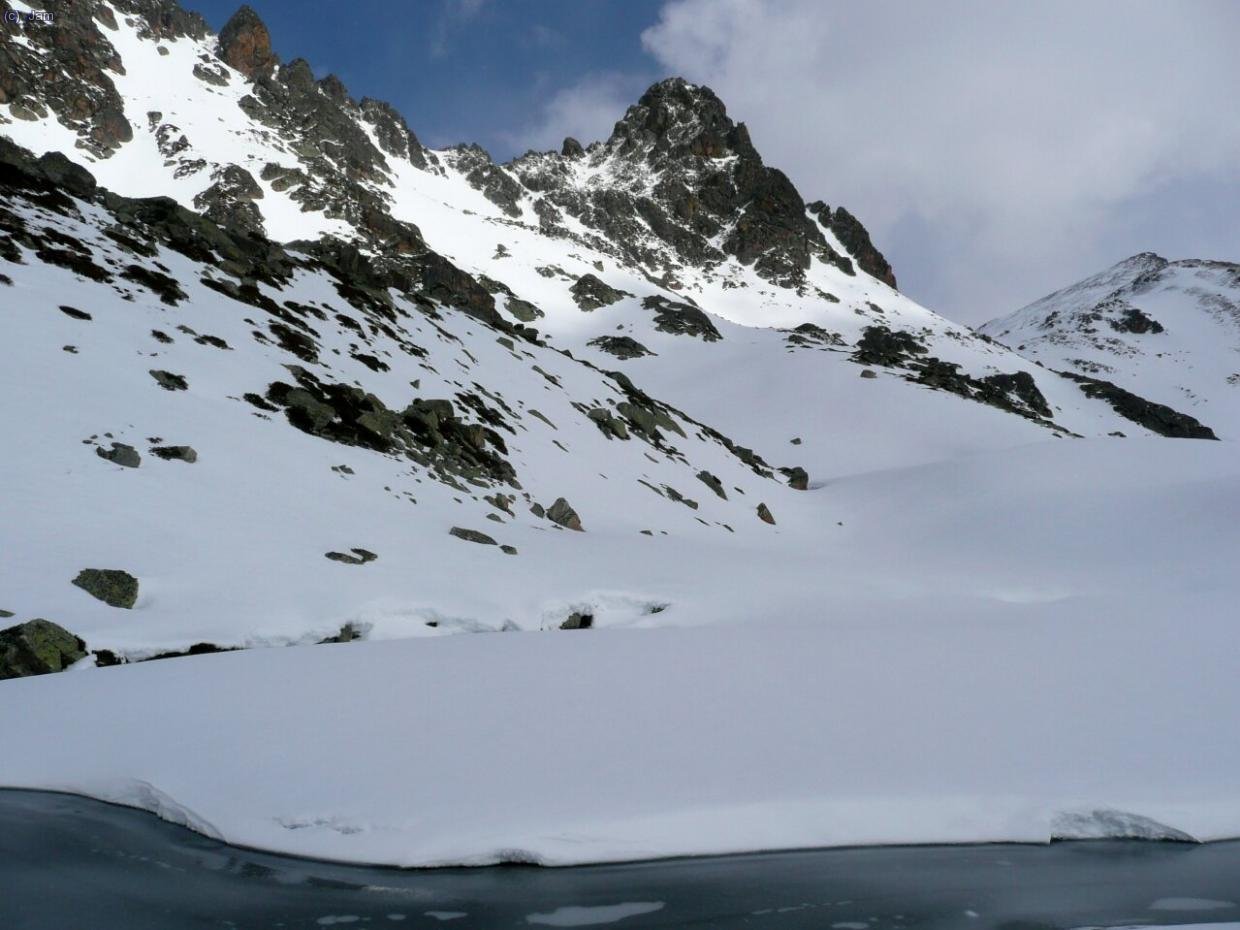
[982,253,1240,437]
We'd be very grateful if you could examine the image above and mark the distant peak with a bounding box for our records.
[1121,251,1168,266]
[217,4,279,81]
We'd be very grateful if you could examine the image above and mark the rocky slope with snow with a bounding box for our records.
[982,252,1240,438]
[2,0,1238,867]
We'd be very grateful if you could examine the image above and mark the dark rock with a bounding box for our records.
[642,295,721,341]
[780,466,809,490]
[59,305,92,321]
[561,137,585,158]
[1063,372,1217,439]
[216,5,279,80]
[449,527,497,545]
[192,164,265,235]
[325,548,378,565]
[860,369,877,379]
[1110,304,1165,335]
[36,152,97,200]
[588,335,654,360]
[71,568,139,609]
[560,611,594,630]
[501,545,519,555]
[0,619,87,680]
[587,407,630,440]
[570,273,629,311]
[695,470,727,499]
[150,445,197,463]
[96,442,141,468]
[150,369,188,391]
[505,296,543,322]
[852,326,927,367]
[546,497,583,531]
[757,503,776,525]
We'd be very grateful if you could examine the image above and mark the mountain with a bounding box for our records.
[981,252,1240,438]
[2,0,1239,870]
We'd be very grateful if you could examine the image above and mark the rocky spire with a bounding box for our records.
[216,5,279,81]
[606,77,758,162]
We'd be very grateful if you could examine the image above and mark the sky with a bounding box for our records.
[186,0,1240,326]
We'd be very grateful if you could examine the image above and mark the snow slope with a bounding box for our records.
[982,253,1240,438]
[3,438,1239,866]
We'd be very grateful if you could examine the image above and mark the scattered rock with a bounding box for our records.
[96,442,141,468]
[150,369,189,391]
[757,503,776,525]
[860,369,877,379]
[501,545,519,555]
[0,619,87,680]
[71,568,139,609]
[449,527,497,545]
[324,548,378,565]
[150,445,197,463]
[58,305,92,320]
[546,497,583,531]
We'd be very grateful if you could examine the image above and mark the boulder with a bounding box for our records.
[546,497,583,531]
[449,527,497,545]
[71,568,139,608]
[757,503,776,525]
[325,548,377,565]
[780,466,809,491]
[0,619,87,679]
[150,445,197,463]
[587,335,654,360]
[96,442,140,468]
[560,611,594,630]
[150,369,189,391]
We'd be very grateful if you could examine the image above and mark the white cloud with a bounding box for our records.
[631,0,1240,322]
[503,71,654,156]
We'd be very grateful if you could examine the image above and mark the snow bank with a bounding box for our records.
[3,586,1240,867]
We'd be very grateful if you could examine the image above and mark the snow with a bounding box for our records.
[3,434,1239,866]
[2,0,1239,871]
[525,903,665,926]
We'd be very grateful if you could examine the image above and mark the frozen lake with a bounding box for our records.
[3,790,1240,929]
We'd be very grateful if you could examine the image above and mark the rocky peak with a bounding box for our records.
[216,4,278,81]
[607,77,757,163]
